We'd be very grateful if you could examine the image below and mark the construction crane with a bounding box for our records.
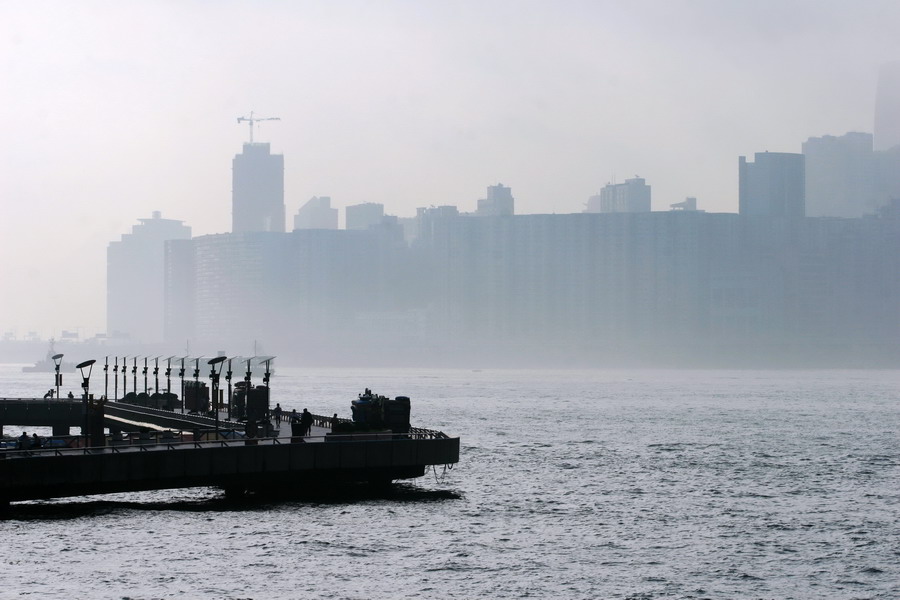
[236,111,281,144]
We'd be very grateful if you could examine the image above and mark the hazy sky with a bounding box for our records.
[2,0,899,338]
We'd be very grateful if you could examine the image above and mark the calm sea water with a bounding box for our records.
[1,365,898,599]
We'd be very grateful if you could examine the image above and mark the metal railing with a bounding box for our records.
[1,424,451,458]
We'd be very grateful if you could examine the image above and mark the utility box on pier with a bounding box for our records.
[183,380,209,414]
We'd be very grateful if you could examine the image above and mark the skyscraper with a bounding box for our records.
[108,212,192,342]
[584,176,651,213]
[477,183,515,216]
[346,203,384,230]
[874,61,900,152]
[294,196,338,230]
[802,132,876,218]
[232,142,285,233]
[739,152,805,218]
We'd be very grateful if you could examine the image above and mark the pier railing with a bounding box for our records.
[3,418,450,458]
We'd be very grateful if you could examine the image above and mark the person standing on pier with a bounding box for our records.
[300,408,313,436]
[274,403,283,425]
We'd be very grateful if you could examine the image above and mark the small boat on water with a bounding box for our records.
[21,340,74,373]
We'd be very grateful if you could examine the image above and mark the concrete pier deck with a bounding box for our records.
[0,398,460,506]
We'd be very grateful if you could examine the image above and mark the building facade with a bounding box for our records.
[874,61,900,152]
[739,152,805,218]
[345,202,384,230]
[584,177,651,213]
[232,143,285,233]
[293,196,338,230]
[477,183,515,216]
[802,132,876,218]
[108,212,191,343]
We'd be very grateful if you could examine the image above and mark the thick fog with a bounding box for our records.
[2,1,900,366]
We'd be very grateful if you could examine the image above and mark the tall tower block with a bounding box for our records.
[232,142,285,233]
[874,61,900,151]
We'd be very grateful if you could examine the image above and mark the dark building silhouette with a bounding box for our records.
[739,152,805,217]
[874,61,900,152]
[232,143,285,233]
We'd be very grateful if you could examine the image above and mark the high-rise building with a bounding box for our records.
[738,152,805,218]
[232,142,285,233]
[802,132,876,218]
[294,196,338,230]
[477,183,515,216]
[584,177,651,213]
[874,61,900,152]
[107,211,191,342]
[346,203,384,230]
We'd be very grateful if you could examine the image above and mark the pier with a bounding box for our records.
[0,397,460,508]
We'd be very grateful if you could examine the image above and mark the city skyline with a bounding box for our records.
[2,1,900,338]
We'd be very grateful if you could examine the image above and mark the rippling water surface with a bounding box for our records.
[1,366,899,599]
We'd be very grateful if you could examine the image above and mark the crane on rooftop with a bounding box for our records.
[236,111,281,144]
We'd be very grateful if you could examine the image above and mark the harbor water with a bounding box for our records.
[1,365,898,599]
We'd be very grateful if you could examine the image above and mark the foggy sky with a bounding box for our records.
[2,0,899,338]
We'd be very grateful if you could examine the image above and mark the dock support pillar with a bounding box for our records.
[52,425,70,436]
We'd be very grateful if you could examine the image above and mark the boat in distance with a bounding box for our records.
[21,341,73,373]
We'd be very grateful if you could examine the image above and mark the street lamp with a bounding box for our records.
[103,356,109,399]
[142,357,149,394]
[152,357,161,393]
[257,356,275,387]
[257,356,275,423]
[52,352,64,400]
[225,357,235,420]
[132,357,138,396]
[164,356,175,395]
[192,357,202,413]
[177,357,187,413]
[113,356,119,400]
[208,356,227,436]
[76,359,96,445]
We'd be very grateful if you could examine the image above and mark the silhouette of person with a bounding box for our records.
[300,408,313,436]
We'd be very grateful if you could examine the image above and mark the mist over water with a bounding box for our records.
[2,366,899,599]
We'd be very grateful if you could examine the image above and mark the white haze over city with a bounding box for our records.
[1,0,899,337]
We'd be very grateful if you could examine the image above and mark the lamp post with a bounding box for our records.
[244,357,254,433]
[121,356,127,397]
[257,356,275,423]
[164,356,174,395]
[208,356,227,436]
[152,357,160,393]
[52,352,64,400]
[103,356,109,399]
[192,357,201,412]
[178,357,186,414]
[132,357,138,396]
[225,358,234,420]
[76,359,96,446]
[113,356,119,400]
[142,357,149,395]
[244,357,253,394]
